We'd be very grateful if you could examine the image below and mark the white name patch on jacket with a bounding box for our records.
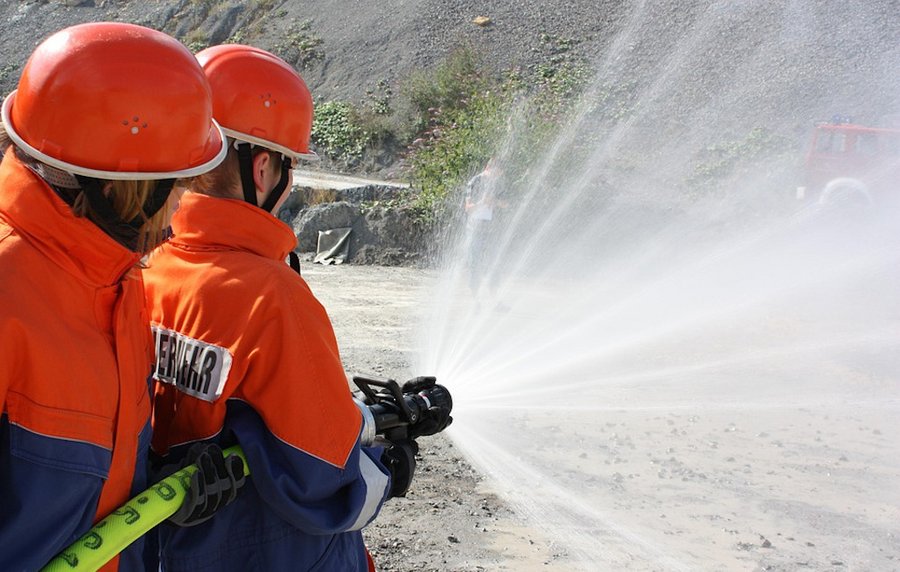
[151,325,233,402]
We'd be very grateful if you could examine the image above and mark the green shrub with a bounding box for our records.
[303,39,594,228]
[365,79,394,117]
[274,20,324,68]
[311,101,371,163]
[406,91,508,223]
[404,47,488,132]
[183,29,209,53]
[0,63,18,84]
[401,41,594,226]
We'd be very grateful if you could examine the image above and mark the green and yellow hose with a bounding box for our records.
[41,446,247,572]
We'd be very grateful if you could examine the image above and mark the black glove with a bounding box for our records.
[167,443,246,527]
[402,377,453,439]
[381,439,418,498]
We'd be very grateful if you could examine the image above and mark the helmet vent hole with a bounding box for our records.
[124,116,147,135]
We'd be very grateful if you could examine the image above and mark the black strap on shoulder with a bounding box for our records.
[288,251,301,275]
[51,185,80,208]
[75,175,120,225]
[236,142,258,206]
[143,179,176,220]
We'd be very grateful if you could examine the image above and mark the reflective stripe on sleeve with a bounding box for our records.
[347,451,389,531]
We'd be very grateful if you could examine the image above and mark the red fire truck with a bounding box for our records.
[797,118,900,208]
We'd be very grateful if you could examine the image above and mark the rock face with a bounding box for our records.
[289,198,425,265]
[352,205,426,265]
[292,201,359,252]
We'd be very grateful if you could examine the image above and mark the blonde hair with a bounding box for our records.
[1,122,173,254]
[71,178,175,253]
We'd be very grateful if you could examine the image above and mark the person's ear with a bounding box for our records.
[251,152,273,200]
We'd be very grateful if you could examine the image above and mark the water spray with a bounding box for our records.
[414,2,900,568]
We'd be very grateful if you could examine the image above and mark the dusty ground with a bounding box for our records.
[302,262,900,572]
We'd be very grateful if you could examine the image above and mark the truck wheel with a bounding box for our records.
[818,178,873,209]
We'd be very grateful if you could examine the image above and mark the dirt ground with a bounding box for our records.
[302,261,900,572]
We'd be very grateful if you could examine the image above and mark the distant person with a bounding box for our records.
[464,158,507,298]
[0,22,238,570]
[143,45,414,571]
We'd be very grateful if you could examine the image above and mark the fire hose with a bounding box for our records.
[40,376,452,572]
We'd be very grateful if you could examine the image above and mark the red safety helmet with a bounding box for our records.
[1,22,226,180]
[195,44,317,160]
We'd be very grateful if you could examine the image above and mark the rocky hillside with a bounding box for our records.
[3,2,898,114]
[3,2,898,171]
[0,0,622,102]
[3,1,899,158]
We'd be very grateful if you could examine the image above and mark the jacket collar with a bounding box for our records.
[168,191,297,261]
[0,148,141,286]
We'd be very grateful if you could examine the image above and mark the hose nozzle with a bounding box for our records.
[353,376,453,445]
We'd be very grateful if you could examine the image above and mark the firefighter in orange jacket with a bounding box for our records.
[0,23,241,570]
[143,45,409,571]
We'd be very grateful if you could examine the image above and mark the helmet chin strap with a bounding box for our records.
[235,142,300,275]
[236,142,293,213]
[260,155,292,213]
[74,174,175,250]
[236,142,258,206]
[142,179,176,219]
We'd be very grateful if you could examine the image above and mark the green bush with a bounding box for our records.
[310,101,371,163]
[402,49,505,221]
[404,47,488,132]
[406,91,508,223]
[401,42,593,226]
[306,41,594,228]
[183,29,209,53]
[274,20,324,68]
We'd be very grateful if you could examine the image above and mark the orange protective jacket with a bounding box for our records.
[0,148,154,571]
[144,192,389,571]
